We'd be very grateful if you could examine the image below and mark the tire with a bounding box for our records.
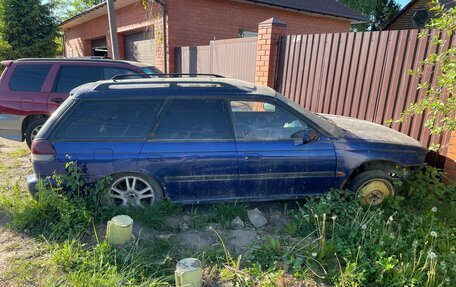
[25,118,47,148]
[105,173,163,208]
[348,170,395,206]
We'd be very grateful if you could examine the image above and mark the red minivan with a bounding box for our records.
[0,58,160,147]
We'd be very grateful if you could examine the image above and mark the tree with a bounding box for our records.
[52,0,103,20]
[372,0,400,30]
[390,0,455,150]
[0,0,58,59]
[340,0,400,31]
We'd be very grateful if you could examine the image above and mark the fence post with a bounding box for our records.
[443,131,456,181]
[255,18,287,88]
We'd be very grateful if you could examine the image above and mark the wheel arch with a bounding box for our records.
[21,114,48,137]
[342,160,403,189]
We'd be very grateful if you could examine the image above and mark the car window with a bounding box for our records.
[9,64,52,92]
[103,67,136,79]
[230,100,308,140]
[55,99,163,140]
[55,66,103,93]
[154,99,232,140]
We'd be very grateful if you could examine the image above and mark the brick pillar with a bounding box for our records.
[154,9,169,73]
[443,131,456,180]
[255,18,287,88]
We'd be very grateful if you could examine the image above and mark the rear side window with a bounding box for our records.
[55,66,103,93]
[154,99,232,140]
[55,99,164,140]
[10,64,52,92]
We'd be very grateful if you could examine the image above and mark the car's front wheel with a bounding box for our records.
[348,170,395,206]
[107,173,163,208]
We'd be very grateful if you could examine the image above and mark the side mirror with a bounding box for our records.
[291,129,319,145]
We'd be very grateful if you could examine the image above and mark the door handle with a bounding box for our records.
[147,155,164,162]
[51,97,65,104]
[243,153,261,160]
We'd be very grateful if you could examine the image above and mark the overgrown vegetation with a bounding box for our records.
[0,158,455,286]
[389,0,455,149]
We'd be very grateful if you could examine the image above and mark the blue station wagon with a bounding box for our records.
[28,76,428,207]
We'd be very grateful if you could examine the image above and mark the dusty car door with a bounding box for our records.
[229,98,337,200]
[50,98,164,183]
[138,98,238,204]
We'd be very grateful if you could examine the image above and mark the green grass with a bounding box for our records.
[0,164,454,286]
[7,148,28,159]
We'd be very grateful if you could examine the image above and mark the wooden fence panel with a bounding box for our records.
[276,29,454,150]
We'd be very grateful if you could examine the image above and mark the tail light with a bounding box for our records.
[31,139,56,162]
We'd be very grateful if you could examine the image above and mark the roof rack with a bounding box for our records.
[111,73,225,80]
[15,58,129,65]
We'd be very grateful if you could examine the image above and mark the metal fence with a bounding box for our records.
[276,29,454,151]
[175,37,257,82]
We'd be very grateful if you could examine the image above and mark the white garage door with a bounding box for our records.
[125,31,155,64]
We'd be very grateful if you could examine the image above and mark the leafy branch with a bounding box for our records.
[390,1,455,141]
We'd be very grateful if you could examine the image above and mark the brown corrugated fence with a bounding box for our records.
[276,29,454,152]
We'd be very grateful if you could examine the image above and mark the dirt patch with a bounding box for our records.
[0,138,30,187]
[0,138,33,287]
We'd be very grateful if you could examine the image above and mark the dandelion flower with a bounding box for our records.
[431,207,437,213]
[430,231,438,238]
[311,252,317,258]
[428,252,437,259]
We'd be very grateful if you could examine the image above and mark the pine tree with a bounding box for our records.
[0,0,58,59]
[372,0,401,30]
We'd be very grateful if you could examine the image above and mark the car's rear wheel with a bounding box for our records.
[107,173,163,208]
[348,170,395,206]
[25,118,47,148]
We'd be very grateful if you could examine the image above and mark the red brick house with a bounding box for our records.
[60,0,366,72]
[384,0,454,30]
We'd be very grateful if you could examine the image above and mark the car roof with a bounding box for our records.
[70,77,278,99]
[14,58,153,67]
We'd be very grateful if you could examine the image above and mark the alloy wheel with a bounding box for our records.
[31,125,42,141]
[109,176,156,207]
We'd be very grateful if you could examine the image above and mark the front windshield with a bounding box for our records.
[142,66,162,75]
[276,93,344,137]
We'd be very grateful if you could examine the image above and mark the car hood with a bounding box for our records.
[321,114,425,148]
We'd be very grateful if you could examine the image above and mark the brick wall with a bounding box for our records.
[166,0,351,71]
[63,0,352,72]
[385,0,430,30]
[64,1,158,59]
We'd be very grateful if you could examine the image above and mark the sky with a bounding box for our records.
[397,0,412,8]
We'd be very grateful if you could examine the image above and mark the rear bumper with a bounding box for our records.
[26,174,39,197]
[26,174,57,198]
[0,114,25,141]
